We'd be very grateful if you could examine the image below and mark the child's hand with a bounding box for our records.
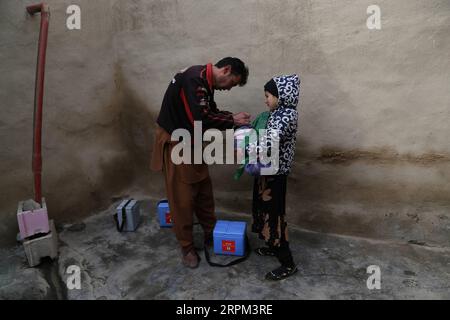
[233,112,251,126]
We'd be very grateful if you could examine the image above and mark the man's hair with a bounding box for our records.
[215,57,249,86]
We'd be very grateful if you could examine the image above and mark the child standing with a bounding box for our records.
[251,74,300,280]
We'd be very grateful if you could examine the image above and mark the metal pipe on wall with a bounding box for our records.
[26,3,50,205]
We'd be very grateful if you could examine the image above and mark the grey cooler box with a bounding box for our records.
[114,199,141,232]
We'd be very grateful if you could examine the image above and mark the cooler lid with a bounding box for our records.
[213,220,246,236]
[158,200,169,209]
[116,199,131,212]
[126,199,138,210]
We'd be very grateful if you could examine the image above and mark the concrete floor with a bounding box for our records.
[1,198,449,300]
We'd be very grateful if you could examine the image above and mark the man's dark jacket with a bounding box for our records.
[157,63,235,135]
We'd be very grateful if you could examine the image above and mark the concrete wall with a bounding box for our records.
[1,0,449,247]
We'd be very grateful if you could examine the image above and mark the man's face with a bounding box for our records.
[215,66,242,91]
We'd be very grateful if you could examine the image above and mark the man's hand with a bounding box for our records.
[233,112,251,126]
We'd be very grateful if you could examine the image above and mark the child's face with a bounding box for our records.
[265,91,278,110]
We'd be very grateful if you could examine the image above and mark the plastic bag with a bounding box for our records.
[244,162,271,176]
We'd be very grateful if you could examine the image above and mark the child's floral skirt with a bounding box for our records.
[251,174,289,248]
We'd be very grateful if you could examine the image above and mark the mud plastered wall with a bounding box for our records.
[1,0,449,247]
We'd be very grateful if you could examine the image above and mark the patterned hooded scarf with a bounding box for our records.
[262,74,300,175]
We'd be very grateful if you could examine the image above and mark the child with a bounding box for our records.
[251,74,300,280]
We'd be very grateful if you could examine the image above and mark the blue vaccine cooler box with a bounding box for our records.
[213,220,247,256]
[157,200,172,227]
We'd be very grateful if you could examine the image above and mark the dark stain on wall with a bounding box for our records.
[47,63,159,226]
[115,66,157,170]
[44,153,133,222]
[113,63,160,195]
[317,147,450,166]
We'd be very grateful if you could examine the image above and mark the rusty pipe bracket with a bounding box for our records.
[26,3,50,16]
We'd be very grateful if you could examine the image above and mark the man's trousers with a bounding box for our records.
[151,126,216,254]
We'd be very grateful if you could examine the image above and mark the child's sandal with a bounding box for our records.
[255,247,276,256]
[265,265,298,280]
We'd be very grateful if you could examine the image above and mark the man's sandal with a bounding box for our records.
[255,247,276,256]
[265,265,298,280]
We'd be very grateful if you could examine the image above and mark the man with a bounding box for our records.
[151,57,250,268]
